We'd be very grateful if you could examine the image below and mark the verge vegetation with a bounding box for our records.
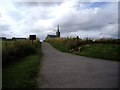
[2,39,43,88]
[46,38,120,61]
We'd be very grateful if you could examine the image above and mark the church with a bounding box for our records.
[46,25,60,39]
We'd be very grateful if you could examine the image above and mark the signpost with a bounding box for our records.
[29,35,36,44]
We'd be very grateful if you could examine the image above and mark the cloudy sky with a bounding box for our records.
[0,0,119,40]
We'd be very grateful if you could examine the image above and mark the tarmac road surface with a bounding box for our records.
[37,42,118,88]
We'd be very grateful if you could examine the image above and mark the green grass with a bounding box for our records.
[2,40,43,88]
[3,49,42,88]
[0,40,2,50]
[0,40,1,90]
[73,44,120,61]
[46,38,120,61]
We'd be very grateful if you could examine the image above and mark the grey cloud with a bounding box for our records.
[54,3,117,33]
[1,24,10,31]
[1,1,118,40]
[14,2,40,7]
[8,11,23,21]
[15,2,61,7]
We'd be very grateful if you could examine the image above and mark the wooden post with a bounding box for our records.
[76,36,79,46]
[32,40,34,45]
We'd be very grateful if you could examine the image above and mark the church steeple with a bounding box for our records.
[57,25,59,32]
[56,25,60,37]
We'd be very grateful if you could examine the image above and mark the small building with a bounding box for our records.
[46,25,60,39]
[12,37,26,41]
[0,37,26,41]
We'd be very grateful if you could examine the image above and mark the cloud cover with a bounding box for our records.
[0,0,118,40]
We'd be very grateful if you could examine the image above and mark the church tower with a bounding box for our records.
[56,25,60,37]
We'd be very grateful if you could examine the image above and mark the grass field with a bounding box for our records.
[73,44,120,61]
[2,39,43,88]
[46,38,120,61]
[3,54,40,88]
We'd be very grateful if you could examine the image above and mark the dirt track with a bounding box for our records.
[37,42,118,88]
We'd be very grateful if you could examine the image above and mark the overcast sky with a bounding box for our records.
[0,0,119,40]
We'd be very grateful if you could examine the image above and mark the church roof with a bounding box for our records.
[47,35,58,38]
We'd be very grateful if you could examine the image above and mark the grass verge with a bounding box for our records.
[2,46,42,88]
[72,44,119,61]
[46,38,119,61]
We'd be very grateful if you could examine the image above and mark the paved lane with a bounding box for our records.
[37,42,118,88]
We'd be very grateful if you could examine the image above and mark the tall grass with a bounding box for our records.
[2,39,40,66]
[46,38,78,52]
[2,39,43,88]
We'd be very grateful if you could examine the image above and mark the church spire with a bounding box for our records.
[57,25,59,32]
[56,25,60,37]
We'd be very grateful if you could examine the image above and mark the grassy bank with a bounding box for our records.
[46,38,120,61]
[73,44,120,61]
[2,39,43,88]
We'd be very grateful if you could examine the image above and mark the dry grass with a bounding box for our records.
[2,39,41,66]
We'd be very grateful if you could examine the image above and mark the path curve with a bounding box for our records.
[37,42,118,88]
